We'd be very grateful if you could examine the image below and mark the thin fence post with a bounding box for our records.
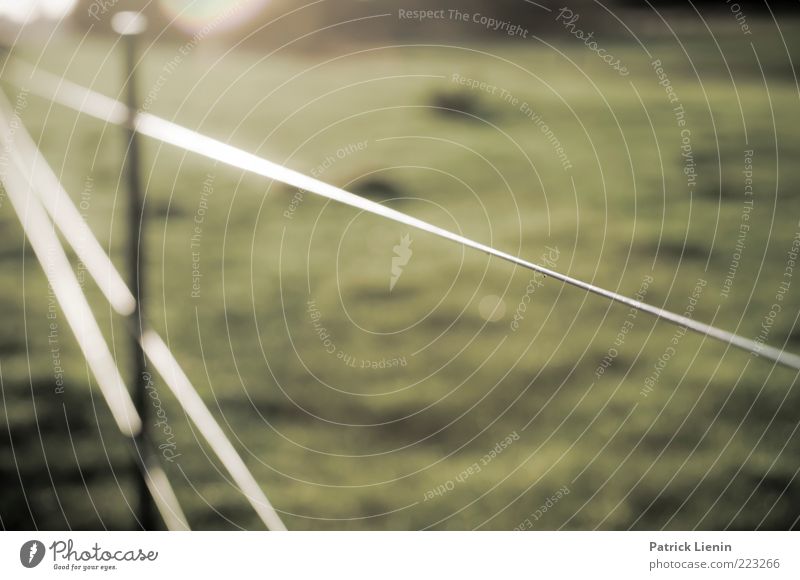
[111,11,153,531]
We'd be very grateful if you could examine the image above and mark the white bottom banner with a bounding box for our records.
[1,532,797,578]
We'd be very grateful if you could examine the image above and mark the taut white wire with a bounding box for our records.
[1,88,135,315]
[0,105,141,437]
[0,95,191,530]
[143,448,191,530]
[141,330,287,531]
[8,59,800,372]
[0,87,286,531]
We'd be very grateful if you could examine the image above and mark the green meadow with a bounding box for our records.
[1,20,799,530]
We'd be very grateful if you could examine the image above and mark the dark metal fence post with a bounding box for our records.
[111,11,153,531]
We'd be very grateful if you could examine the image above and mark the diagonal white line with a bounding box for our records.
[143,447,191,531]
[1,91,136,315]
[0,88,285,531]
[0,108,141,437]
[8,58,800,372]
[0,97,192,531]
[141,330,287,531]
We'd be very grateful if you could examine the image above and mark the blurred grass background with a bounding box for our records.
[1,5,799,530]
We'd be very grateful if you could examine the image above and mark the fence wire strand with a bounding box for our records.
[6,59,800,371]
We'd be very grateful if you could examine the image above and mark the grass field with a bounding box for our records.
[1,19,800,530]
